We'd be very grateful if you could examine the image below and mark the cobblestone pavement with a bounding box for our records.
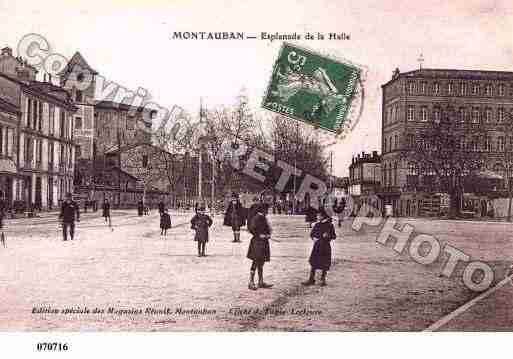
[0,211,512,331]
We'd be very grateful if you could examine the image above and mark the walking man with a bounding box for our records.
[102,198,111,227]
[59,192,80,241]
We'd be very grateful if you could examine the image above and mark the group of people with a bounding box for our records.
[222,192,340,290]
[56,191,341,290]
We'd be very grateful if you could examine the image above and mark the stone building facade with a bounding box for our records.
[380,68,513,216]
[348,151,381,213]
[0,46,77,210]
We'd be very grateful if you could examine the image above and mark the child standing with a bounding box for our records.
[301,208,337,287]
[160,209,172,236]
[191,206,213,257]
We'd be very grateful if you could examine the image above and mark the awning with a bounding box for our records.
[475,170,503,180]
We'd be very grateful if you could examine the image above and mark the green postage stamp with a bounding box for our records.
[262,42,365,135]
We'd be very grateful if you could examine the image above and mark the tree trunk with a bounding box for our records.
[507,188,512,222]
[448,189,462,219]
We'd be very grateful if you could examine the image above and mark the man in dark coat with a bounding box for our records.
[302,208,336,287]
[137,200,144,216]
[247,203,273,290]
[223,193,245,243]
[59,192,80,241]
[160,209,172,236]
[158,200,165,215]
[191,206,213,256]
[102,198,111,227]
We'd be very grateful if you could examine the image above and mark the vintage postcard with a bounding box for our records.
[1,0,512,356]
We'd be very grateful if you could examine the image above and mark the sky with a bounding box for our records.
[1,0,513,176]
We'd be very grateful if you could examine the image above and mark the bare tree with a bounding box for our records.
[401,104,488,218]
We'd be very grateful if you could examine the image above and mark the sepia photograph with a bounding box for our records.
[0,0,513,356]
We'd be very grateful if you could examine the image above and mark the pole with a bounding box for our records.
[211,152,215,214]
[293,121,299,214]
[330,151,333,192]
[198,98,203,203]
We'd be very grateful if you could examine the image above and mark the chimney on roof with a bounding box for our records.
[1,47,12,57]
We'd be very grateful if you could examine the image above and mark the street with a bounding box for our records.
[0,211,512,331]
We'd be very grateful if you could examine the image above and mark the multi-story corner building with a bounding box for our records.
[0,46,77,210]
[380,68,513,217]
[348,151,381,211]
[0,97,20,205]
[59,52,152,161]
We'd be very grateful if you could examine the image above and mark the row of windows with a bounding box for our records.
[24,137,73,170]
[0,126,15,158]
[405,134,513,152]
[382,162,399,187]
[405,105,512,123]
[385,132,513,154]
[407,80,511,97]
[25,97,73,139]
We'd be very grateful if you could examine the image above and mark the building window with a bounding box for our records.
[406,134,414,148]
[394,134,398,150]
[485,137,492,152]
[447,82,453,95]
[472,83,480,95]
[420,82,427,94]
[76,146,82,159]
[458,107,466,123]
[49,105,55,135]
[0,127,3,156]
[32,100,38,129]
[433,82,440,95]
[421,106,428,122]
[27,98,32,127]
[433,107,441,123]
[472,137,479,152]
[76,91,83,102]
[498,136,505,152]
[499,84,506,96]
[407,106,415,121]
[384,138,387,153]
[408,82,415,94]
[394,162,398,186]
[485,108,493,123]
[471,108,480,123]
[498,108,505,123]
[484,84,493,96]
[460,82,467,96]
[142,155,148,168]
[75,117,82,130]
[60,111,66,138]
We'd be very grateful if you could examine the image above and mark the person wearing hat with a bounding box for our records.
[160,209,172,236]
[302,207,336,287]
[247,203,273,290]
[59,192,80,241]
[191,205,213,257]
[223,192,245,243]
